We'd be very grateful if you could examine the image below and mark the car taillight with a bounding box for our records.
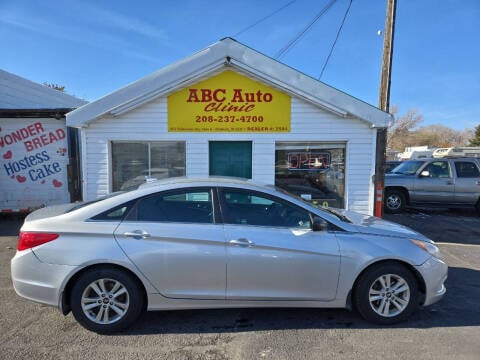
[17,232,59,251]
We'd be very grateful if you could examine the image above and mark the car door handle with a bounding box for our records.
[446,181,454,185]
[123,230,151,239]
[229,238,255,248]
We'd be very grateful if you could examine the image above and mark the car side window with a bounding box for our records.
[129,188,214,223]
[454,161,480,178]
[91,201,136,221]
[221,188,311,228]
[423,161,450,178]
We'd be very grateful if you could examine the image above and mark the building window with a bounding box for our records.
[111,141,185,191]
[275,142,346,208]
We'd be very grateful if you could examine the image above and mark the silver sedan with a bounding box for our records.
[11,177,447,333]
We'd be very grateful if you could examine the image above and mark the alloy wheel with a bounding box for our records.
[368,273,410,317]
[386,194,402,211]
[81,278,130,325]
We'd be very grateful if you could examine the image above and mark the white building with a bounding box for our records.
[67,38,391,215]
[0,70,86,212]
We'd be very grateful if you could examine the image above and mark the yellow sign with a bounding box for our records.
[167,71,291,132]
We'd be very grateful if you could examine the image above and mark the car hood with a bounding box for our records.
[337,209,432,242]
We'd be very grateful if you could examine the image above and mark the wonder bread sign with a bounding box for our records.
[167,71,291,133]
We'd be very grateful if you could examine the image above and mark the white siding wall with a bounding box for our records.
[83,96,376,214]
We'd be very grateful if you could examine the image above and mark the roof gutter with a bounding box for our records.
[0,108,74,119]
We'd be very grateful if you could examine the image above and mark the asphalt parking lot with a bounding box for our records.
[1,209,479,360]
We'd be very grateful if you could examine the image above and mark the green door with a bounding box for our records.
[209,141,252,179]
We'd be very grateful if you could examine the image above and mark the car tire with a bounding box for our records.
[70,267,145,334]
[384,190,406,213]
[354,263,418,324]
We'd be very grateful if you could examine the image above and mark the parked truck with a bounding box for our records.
[384,157,480,214]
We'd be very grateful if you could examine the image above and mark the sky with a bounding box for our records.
[1,0,479,131]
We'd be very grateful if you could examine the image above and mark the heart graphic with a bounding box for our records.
[16,175,27,183]
[52,179,63,188]
[3,150,12,159]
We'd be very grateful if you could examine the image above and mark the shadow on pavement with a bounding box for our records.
[116,266,479,336]
[384,208,480,245]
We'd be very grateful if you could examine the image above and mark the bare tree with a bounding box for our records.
[387,108,423,151]
[387,108,474,151]
[414,125,472,147]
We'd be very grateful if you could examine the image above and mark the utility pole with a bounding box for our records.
[374,0,397,217]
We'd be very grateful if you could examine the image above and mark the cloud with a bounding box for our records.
[79,2,168,40]
[121,49,160,63]
[0,5,164,63]
[1,16,38,32]
[0,9,124,47]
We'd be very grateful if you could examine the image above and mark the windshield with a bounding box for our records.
[390,160,425,175]
[314,206,351,223]
[275,186,351,222]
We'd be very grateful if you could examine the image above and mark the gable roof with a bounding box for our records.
[0,69,87,111]
[67,37,391,128]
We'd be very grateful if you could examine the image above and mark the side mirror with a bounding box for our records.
[312,217,328,232]
[420,170,430,177]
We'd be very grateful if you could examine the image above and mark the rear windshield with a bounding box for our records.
[67,191,126,212]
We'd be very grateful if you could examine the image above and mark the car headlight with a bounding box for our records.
[411,239,443,260]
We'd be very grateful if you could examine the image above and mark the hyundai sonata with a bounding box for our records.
[11,177,447,333]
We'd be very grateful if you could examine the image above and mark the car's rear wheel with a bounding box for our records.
[385,190,406,213]
[70,267,145,333]
[354,263,418,324]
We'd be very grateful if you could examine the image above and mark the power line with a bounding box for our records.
[319,0,353,79]
[274,0,338,60]
[234,1,298,37]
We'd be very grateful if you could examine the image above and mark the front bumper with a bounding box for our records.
[415,255,448,306]
[11,249,77,308]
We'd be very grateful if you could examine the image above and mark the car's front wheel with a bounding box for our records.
[354,263,419,324]
[384,190,406,213]
[70,267,145,333]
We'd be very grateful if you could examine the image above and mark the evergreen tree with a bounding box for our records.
[469,125,480,146]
